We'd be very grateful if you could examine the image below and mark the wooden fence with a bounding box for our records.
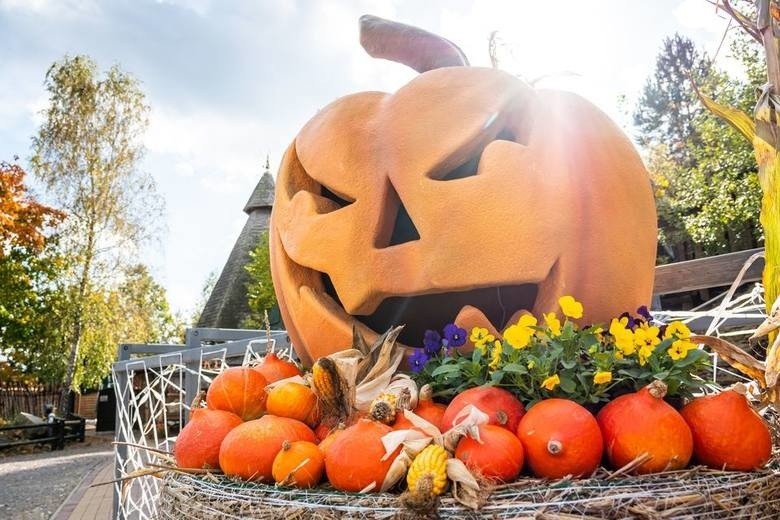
[0,383,64,420]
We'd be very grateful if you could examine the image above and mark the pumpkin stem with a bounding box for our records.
[189,390,206,410]
[647,380,668,399]
[547,440,563,455]
[359,14,470,73]
[282,440,291,451]
[730,382,749,396]
[496,410,508,425]
[419,384,433,402]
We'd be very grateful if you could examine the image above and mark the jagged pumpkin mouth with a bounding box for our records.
[323,274,538,345]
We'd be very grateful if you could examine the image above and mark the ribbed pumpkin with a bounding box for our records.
[325,419,400,492]
[253,352,302,384]
[206,366,268,421]
[219,415,316,481]
[455,424,524,482]
[266,382,320,427]
[272,440,325,488]
[597,381,692,474]
[173,408,242,470]
[680,388,772,471]
[517,398,603,478]
[442,386,525,432]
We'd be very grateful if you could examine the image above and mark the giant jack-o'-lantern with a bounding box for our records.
[270,16,657,366]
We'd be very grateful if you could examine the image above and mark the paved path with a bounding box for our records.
[54,461,114,520]
[0,444,112,520]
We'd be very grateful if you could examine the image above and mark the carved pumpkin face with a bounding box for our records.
[270,65,656,366]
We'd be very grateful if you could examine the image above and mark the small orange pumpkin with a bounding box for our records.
[455,424,524,482]
[173,408,242,470]
[253,352,302,384]
[272,440,325,488]
[597,381,692,474]
[680,387,772,471]
[206,366,268,421]
[266,382,320,427]
[517,398,603,479]
[219,415,316,481]
[393,385,446,431]
[325,419,400,492]
[317,427,344,459]
[442,386,525,432]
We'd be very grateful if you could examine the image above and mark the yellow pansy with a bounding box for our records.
[541,374,560,391]
[504,314,537,349]
[593,371,612,385]
[609,318,635,356]
[667,339,697,361]
[558,295,583,319]
[638,345,654,366]
[664,321,692,340]
[544,312,562,337]
[489,340,502,370]
[470,327,494,352]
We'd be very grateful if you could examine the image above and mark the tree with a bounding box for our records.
[1,160,64,254]
[117,264,184,344]
[30,55,163,411]
[636,33,763,263]
[634,34,712,165]
[190,270,217,326]
[242,231,277,329]
[0,160,67,383]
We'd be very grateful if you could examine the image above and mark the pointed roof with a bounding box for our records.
[244,157,275,214]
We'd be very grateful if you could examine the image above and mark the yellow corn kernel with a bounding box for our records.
[407,444,448,497]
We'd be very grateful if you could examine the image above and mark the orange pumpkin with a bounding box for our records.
[173,408,242,470]
[269,15,657,365]
[272,440,325,488]
[441,386,525,432]
[314,422,331,442]
[455,424,524,482]
[393,384,446,431]
[219,415,316,481]
[324,419,400,492]
[680,388,772,471]
[597,381,692,474]
[517,399,603,479]
[253,352,301,384]
[206,367,268,421]
[266,382,320,427]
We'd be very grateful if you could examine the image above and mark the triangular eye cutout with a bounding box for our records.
[320,185,354,210]
[375,183,420,248]
[387,199,420,246]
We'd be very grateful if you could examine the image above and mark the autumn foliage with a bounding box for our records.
[0,161,63,255]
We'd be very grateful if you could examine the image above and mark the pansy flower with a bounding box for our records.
[409,349,430,373]
[637,305,653,322]
[504,314,537,349]
[544,312,562,337]
[558,295,583,319]
[469,327,494,351]
[541,374,560,391]
[488,340,502,370]
[443,323,466,348]
[423,329,442,355]
[593,371,612,384]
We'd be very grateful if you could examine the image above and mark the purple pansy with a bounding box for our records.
[443,323,466,348]
[618,311,637,330]
[423,329,443,355]
[637,305,653,322]
[409,349,430,373]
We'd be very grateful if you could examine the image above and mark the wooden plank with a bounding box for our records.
[653,248,765,296]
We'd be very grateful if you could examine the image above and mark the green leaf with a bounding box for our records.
[561,358,577,369]
[503,363,527,374]
[431,364,461,377]
[559,374,576,393]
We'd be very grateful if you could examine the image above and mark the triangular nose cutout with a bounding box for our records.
[382,192,420,247]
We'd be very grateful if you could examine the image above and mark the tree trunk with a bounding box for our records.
[58,225,95,415]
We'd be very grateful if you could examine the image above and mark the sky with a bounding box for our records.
[0,0,739,318]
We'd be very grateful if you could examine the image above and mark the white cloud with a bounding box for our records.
[674,0,728,37]
[0,0,98,17]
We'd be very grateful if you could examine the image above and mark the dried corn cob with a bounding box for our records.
[407,444,448,497]
[311,357,348,418]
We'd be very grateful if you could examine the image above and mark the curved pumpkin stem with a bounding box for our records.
[359,14,469,73]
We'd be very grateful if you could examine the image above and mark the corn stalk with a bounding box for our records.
[698,0,780,318]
